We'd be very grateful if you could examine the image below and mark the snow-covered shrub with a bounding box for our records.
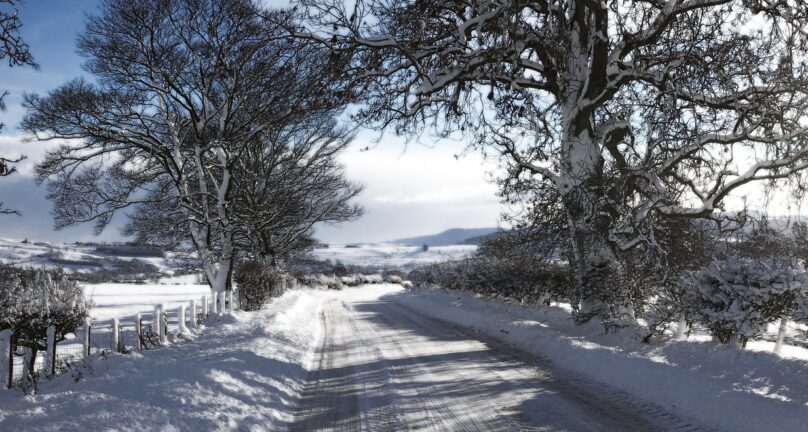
[0,266,90,377]
[384,274,403,284]
[684,260,807,344]
[408,256,573,305]
[296,273,344,290]
[234,260,287,311]
[643,276,695,341]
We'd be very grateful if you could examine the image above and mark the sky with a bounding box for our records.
[0,0,503,244]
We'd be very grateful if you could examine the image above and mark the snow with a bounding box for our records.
[0,289,325,431]
[310,243,476,268]
[84,282,210,322]
[3,281,808,431]
[391,286,808,432]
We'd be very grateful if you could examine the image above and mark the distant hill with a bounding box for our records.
[390,228,499,246]
[461,230,506,245]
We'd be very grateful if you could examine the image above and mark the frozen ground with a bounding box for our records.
[289,288,693,431]
[310,243,476,268]
[7,284,803,431]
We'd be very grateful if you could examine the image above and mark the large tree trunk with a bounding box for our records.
[559,42,634,327]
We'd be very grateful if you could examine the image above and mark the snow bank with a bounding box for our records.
[0,289,325,431]
[389,287,808,432]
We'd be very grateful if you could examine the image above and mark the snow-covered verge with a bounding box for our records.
[389,287,808,432]
[0,289,324,431]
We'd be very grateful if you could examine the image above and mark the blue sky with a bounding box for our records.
[0,0,503,244]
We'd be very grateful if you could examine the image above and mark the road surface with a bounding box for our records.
[290,296,704,431]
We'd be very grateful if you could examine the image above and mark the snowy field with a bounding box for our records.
[0,238,214,321]
[310,243,476,268]
[0,237,172,273]
[85,277,211,321]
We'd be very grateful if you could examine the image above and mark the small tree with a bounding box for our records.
[0,266,90,377]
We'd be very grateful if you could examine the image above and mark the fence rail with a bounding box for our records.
[2,289,238,389]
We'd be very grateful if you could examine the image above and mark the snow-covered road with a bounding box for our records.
[290,295,692,431]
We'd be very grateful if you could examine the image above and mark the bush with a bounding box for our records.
[296,273,344,290]
[384,274,403,284]
[234,260,288,311]
[684,259,807,345]
[0,266,91,377]
[408,256,573,305]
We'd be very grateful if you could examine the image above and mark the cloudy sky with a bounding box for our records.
[0,0,503,244]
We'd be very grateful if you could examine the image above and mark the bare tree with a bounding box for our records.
[123,117,365,264]
[231,117,364,262]
[298,0,808,324]
[0,0,36,213]
[22,0,353,293]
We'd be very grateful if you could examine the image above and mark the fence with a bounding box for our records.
[2,289,238,389]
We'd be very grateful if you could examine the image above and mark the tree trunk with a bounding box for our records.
[568,220,631,326]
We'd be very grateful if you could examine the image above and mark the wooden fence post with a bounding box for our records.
[45,325,56,376]
[135,313,143,351]
[227,290,234,312]
[212,293,219,315]
[774,318,788,355]
[161,304,168,341]
[112,318,121,352]
[219,291,226,315]
[82,319,92,359]
[190,300,198,330]
[202,295,209,318]
[1,329,12,389]
[178,305,187,333]
[152,305,162,343]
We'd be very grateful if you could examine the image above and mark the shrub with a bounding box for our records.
[0,266,91,377]
[684,259,807,345]
[296,273,344,290]
[384,274,403,284]
[408,256,573,305]
[234,260,287,311]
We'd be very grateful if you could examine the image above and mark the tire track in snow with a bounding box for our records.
[289,294,709,431]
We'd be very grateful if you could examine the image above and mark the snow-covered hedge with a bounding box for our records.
[684,260,808,344]
[408,256,573,305]
[234,260,293,311]
[295,272,401,290]
[0,266,91,376]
